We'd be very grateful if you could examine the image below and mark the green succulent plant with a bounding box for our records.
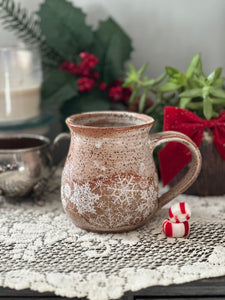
[124,53,225,120]
[123,63,166,113]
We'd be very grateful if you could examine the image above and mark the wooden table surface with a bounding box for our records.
[0,276,225,300]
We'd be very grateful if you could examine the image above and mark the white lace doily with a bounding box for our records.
[0,172,225,300]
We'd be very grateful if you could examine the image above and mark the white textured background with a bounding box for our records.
[0,0,225,77]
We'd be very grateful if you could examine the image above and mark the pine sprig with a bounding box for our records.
[0,0,62,67]
[0,0,42,43]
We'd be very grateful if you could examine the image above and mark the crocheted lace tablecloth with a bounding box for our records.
[0,172,225,300]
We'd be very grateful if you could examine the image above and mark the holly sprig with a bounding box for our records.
[124,54,225,120]
[0,0,42,43]
[0,0,133,114]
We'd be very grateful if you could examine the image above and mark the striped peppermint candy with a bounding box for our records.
[162,219,189,238]
[169,202,191,223]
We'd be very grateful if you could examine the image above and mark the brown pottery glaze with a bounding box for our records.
[61,111,202,233]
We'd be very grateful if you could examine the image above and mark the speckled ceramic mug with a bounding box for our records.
[61,111,201,233]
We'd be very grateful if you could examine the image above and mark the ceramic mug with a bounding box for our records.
[0,133,68,198]
[61,111,201,233]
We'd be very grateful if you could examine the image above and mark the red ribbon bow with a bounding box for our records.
[158,107,225,186]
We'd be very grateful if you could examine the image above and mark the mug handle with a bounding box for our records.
[149,131,202,209]
[51,133,70,167]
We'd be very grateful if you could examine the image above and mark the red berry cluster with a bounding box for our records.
[60,61,77,75]
[60,52,131,102]
[60,52,99,92]
[77,77,95,92]
[77,52,99,77]
[107,80,131,103]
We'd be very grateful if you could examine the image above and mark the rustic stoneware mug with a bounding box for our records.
[61,111,201,233]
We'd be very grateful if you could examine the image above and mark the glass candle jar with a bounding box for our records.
[0,47,42,124]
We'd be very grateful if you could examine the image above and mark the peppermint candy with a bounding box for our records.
[169,202,191,223]
[162,202,191,238]
[162,219,189,238]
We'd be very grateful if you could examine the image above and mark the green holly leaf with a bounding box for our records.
[92,18,132,84]
[38,0,93,59]
[41,69,78,105]
[60,89,111,116]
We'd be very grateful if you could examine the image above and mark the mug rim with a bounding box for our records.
[0,134,50,153]
[66,111,154,132]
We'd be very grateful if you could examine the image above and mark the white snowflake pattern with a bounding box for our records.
[139,177,149,189]
[70,182,100,214]
[62,173,158,229]
[106,175,137,205]
[92,179,103,191]
[64,183,71,198]
[141,185,158,201]
[137,186,158,218]
[140,190,149,199]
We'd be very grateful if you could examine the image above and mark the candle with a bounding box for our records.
[0,48,42,123]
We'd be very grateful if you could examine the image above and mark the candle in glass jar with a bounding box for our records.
[0,86,41,122]
[0,48,42,123]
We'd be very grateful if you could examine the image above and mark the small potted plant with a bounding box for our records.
[123,54,225,196]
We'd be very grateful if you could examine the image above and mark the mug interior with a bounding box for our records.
[0,136,48,150]
[68,111,154,129]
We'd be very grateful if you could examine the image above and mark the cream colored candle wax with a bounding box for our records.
[0,86,41,122]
